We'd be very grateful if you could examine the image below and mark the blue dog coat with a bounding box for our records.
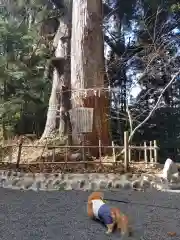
[92,200,113,225]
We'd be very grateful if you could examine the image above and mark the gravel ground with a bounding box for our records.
[0,189,180,240]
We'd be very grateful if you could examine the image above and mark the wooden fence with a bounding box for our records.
[124,132,158,170]
[0,132,159,172]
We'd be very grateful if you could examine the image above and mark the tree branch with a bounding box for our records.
[126,103,133,134]
[104,34,124,56]
[103,3,114,17]
[128,70,180,142]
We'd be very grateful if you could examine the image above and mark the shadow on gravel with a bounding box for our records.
[0,189,179,240]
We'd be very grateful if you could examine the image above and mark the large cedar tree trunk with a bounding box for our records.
[41,2,72,140]
[71,0,111,156]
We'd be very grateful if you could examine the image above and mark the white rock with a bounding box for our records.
[162,158,179,181]
[161,189,180,193]
[112,180,122,189]
[169,183,180,190]
[121,181,132,189]
[151,182,165,191]
[142,174,154,182]
[132,180,141,189]
[141,179,150,189]
[170,172,180,183]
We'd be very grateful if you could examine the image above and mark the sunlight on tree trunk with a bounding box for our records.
[71,0,111,156]
[41,68,59,139]
[41,2,72,140]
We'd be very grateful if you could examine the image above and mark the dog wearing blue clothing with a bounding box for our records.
[87,192,132,236]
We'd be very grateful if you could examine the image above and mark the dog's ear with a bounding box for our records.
[87,201,94,218]
[88,192,104,201]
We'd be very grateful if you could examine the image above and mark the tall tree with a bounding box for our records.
[41,0,72,141]
[70,0,111,156]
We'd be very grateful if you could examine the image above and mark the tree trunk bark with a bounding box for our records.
[40,68,59,139]
[41,2,72,141]
[71,0,111,156]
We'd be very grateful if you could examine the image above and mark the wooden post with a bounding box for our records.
[52,142,55,162]
[112,141,116,162]
[99,139,102,164]
[62,138,69,172]
[1,138,4,162]
[8,146,13,163]
[65,146,68,163]
[16,137,23,169]
[65,145,68,171]
[128,146,131,162]
[124,131,129,172]
[154,140,158,163]
[138,144,141,161]
[144,141,148,168]
[150,141,153,163]
[82,134,86,168]
[150,140,154,165]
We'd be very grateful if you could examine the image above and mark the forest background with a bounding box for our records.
[1,0,180,162]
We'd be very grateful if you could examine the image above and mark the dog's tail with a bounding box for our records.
[111,208,122,224]
[111,208,132,236]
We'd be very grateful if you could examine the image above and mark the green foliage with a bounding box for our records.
[0,0,52,138]
[171,3,180,13]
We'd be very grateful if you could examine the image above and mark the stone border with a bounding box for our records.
[1,170,180,192]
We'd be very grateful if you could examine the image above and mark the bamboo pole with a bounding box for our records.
[138,144,141,161]
[128,146,131,162]
[0,161,158,165]
[150,141,153,163]
[65,145,68,163]
[63,143,68,172]
[144,141,148,168]
[99,139,102,167]
[8,146,13,163]
[112,141,116,162]
[52,142,55,162]
[124,131,129,172]
[154,140,158,163]
[1,144,156,150]
[81,134,86,168]
[16,137,23,169]
[150,141,154,165]
[1,138,4,162]
[2,144,125,149]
